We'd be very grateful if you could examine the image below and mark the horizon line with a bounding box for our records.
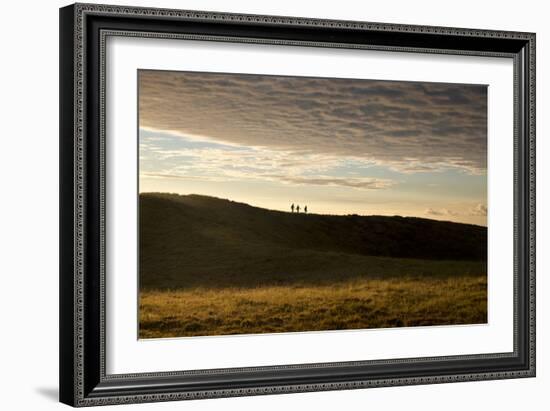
[139,192,488,228]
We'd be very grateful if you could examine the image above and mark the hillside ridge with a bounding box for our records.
[139,193,487,289]
[141,192,485,226]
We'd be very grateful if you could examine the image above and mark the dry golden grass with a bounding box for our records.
[139,275,487,338]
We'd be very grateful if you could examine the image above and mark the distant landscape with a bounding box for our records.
[139,193,487,338]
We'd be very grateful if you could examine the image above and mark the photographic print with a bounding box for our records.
[60,6,535,404]
[138,70,488,339]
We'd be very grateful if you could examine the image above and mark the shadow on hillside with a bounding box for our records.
[139,193,488,290]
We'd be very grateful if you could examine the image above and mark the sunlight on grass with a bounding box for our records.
[139,275,487,338]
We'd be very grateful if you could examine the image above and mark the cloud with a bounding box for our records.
[139,131,395,190]
[425,203,487,218]
[425,208,459,217]
[468,203,488,216]
[139,70,487,175]
[425,208,445,216]
[267,175,395,190]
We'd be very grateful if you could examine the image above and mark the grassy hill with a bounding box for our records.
[139,193,487,290]
[139,193,487,337]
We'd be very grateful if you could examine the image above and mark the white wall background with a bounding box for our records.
[0,0,546,409]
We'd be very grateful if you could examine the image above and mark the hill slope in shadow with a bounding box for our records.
[139,193,487,289]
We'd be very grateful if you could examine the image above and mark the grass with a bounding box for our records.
[138,193,488,338]
[140,274,487,338]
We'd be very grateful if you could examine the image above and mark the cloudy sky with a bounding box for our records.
[138,70,487,226]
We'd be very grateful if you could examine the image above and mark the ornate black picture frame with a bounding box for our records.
[59,3,535,407]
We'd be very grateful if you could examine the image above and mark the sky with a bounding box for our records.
[138,70,487,226]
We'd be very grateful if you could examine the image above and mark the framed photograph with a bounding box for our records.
[59,3,535,407]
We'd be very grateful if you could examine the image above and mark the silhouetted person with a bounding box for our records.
[304,205,308,214]
[291,203,295,213]
[296,205,300,213]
